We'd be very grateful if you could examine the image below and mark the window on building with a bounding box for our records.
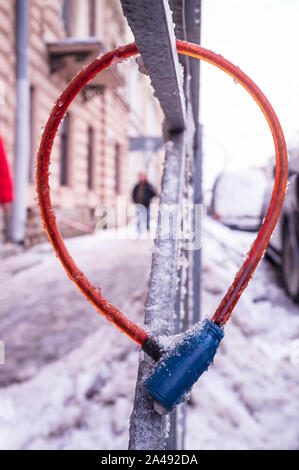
[29,86,36,183]
[62,0,98,38]
[115,143,121,195]
[88,0,96,37]
[60,113,70,186]
[62,0,71,36]
[87,126,94,190]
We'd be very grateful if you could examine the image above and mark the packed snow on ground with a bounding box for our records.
[0,218,298,450]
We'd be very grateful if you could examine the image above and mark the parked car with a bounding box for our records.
[210,169,266,231]
[261,157,299,302]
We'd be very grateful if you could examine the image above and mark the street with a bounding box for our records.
[0,218,298,449]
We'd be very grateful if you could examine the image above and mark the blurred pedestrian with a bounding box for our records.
[0,133,13,242]
[132,172,156,233]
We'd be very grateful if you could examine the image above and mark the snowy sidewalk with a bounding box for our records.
[0,219,298,449]
[186,219,299,449]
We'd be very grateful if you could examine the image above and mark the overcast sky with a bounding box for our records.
[201,0,299,187]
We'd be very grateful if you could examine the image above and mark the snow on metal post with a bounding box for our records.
[120,0,194,449]
[166,1,202,443]
[129,132,186,449]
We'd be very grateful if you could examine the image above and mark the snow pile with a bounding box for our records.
[0,329,139,450]
[186,218,299,450]
[0,236,150,449]
[0,219,298,449]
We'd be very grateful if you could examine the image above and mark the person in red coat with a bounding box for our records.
[0,133,13,241]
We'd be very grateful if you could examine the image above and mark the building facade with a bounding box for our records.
[0,0,163,245]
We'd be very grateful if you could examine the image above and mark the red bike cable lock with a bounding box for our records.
[36,41,288,359]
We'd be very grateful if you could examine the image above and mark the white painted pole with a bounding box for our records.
[11,0,30,244]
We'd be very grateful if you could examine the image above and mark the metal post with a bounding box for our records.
[172,0,202,325]
[185,0,202,324]
[129,131,186,449]
[165,0,202,449]
[120,0,201,450]
[10,0,30,244]
[120,0,186,132]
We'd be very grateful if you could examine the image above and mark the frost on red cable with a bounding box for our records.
[36,42,287,345]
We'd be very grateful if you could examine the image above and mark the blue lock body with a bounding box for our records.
[145,319,224,412]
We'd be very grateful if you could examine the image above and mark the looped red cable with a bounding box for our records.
[36,41,288,345]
